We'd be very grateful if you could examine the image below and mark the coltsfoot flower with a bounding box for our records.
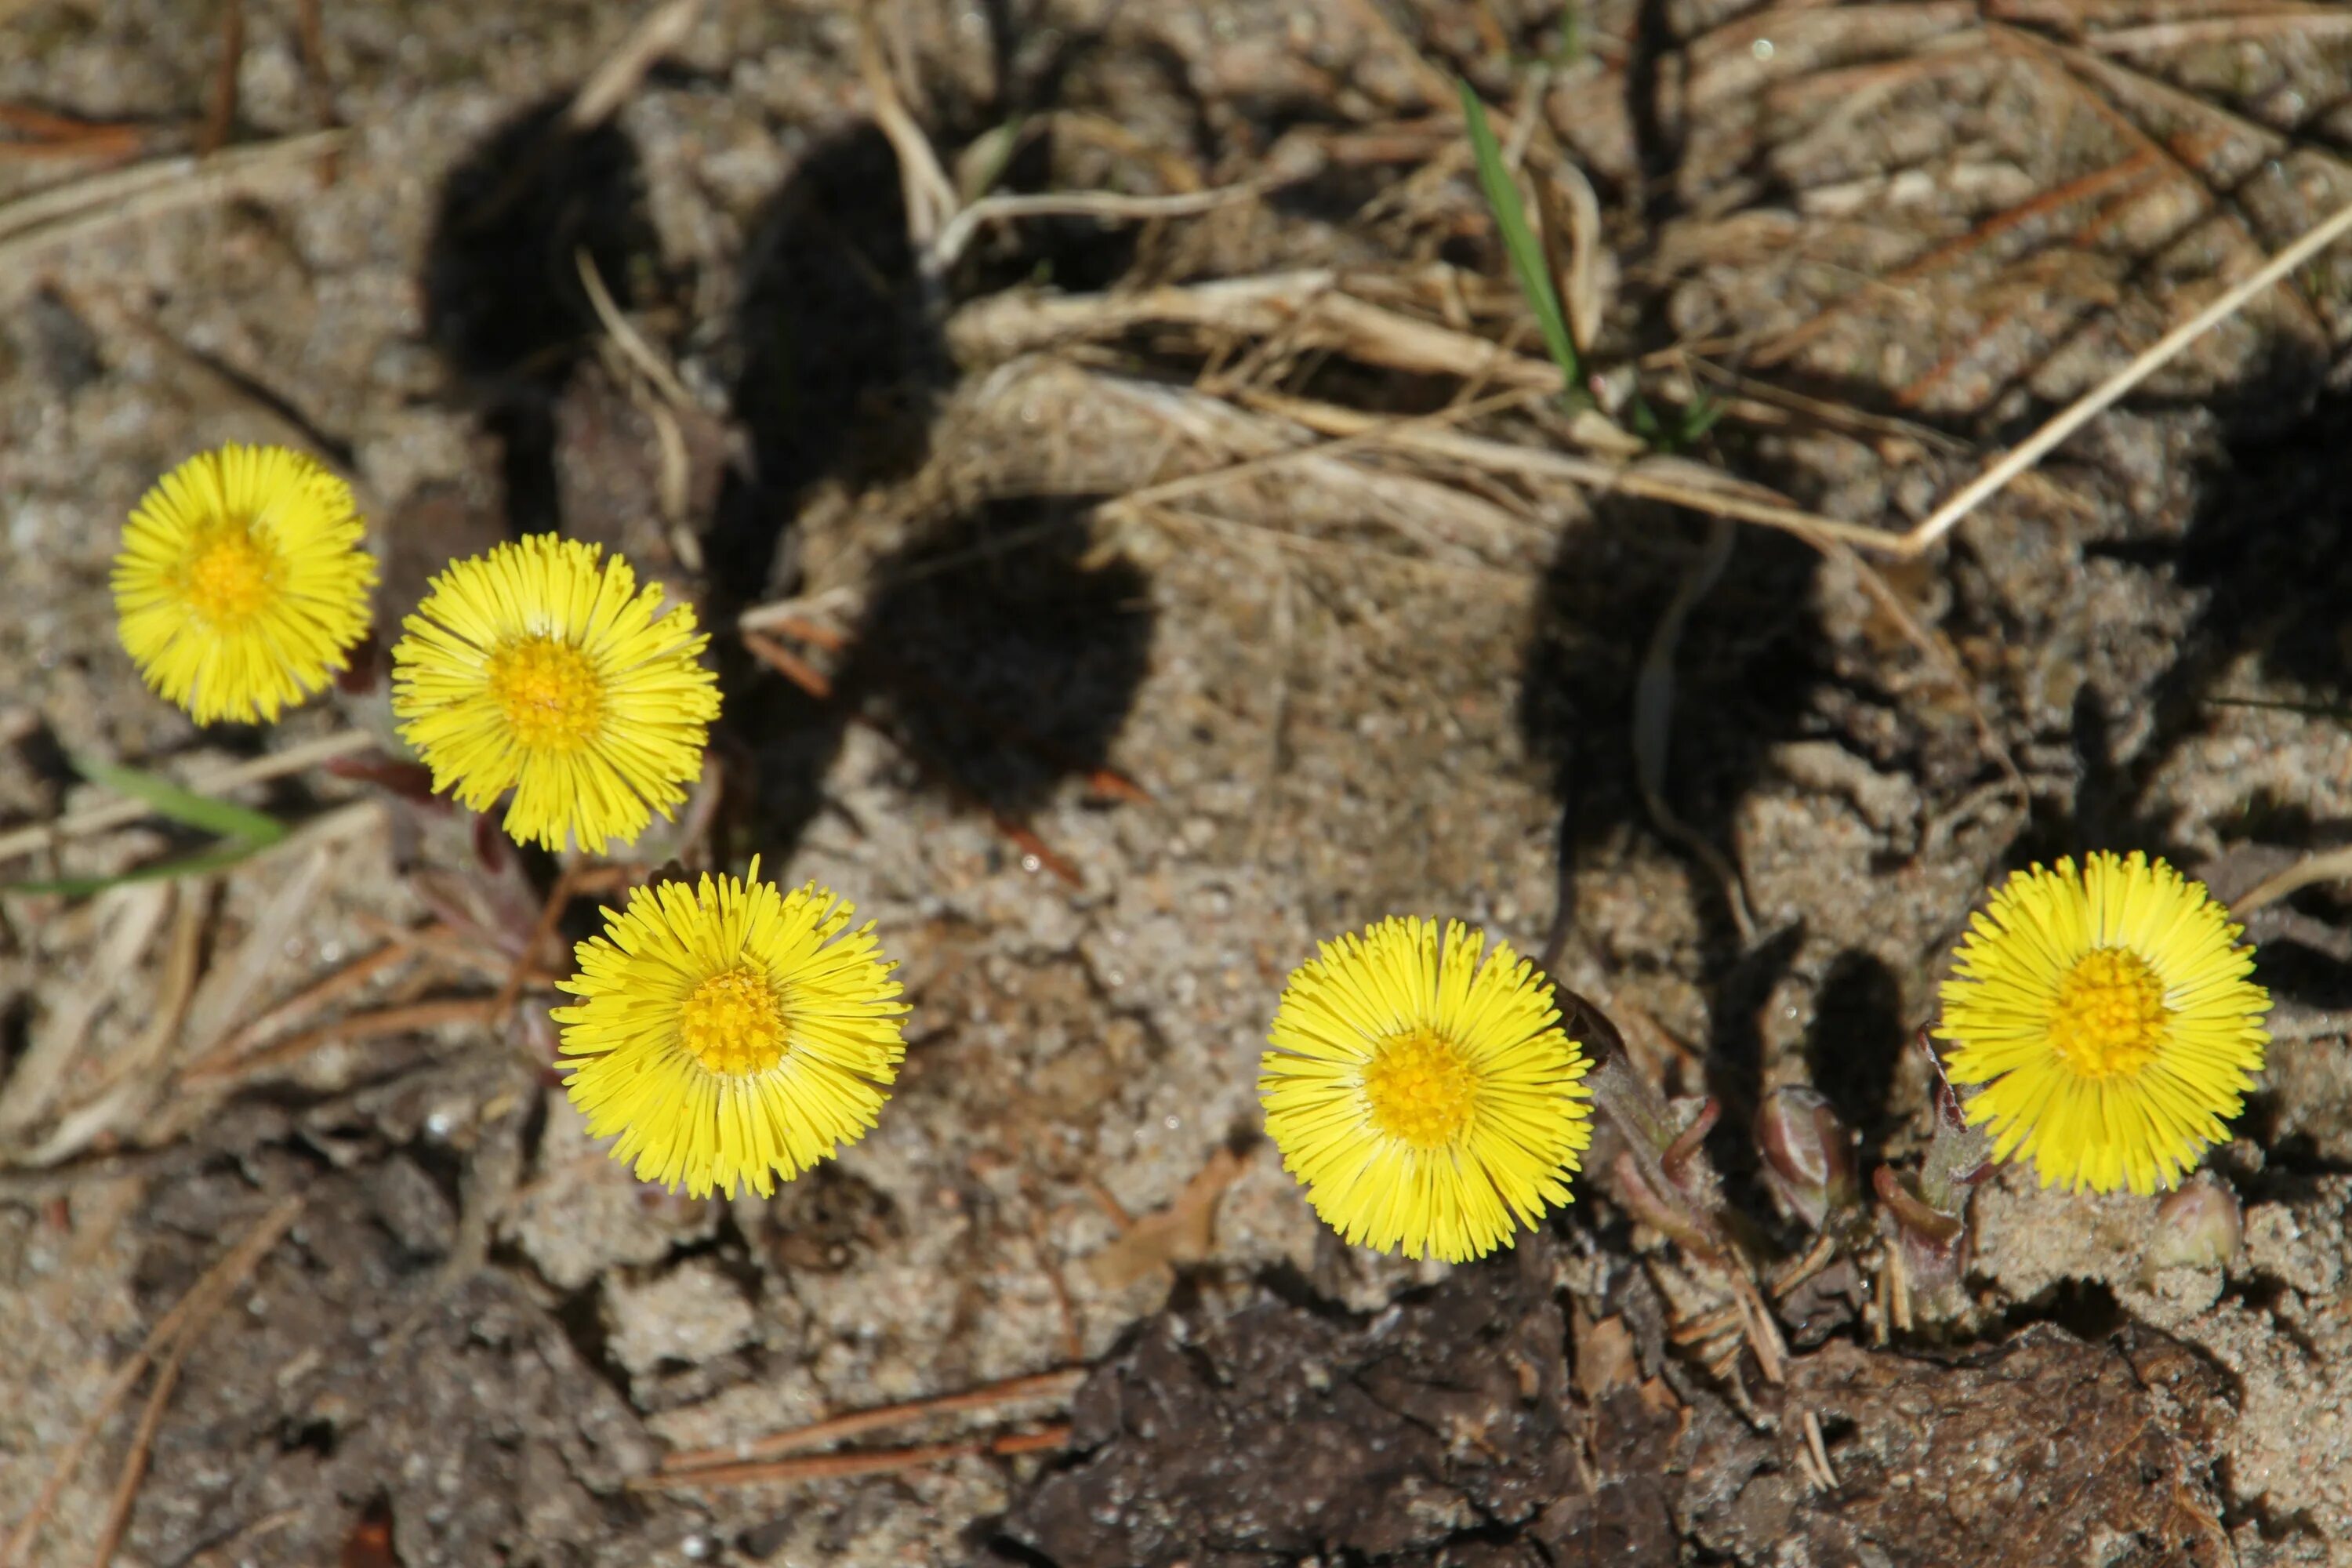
[554,859,908,1198]
[111,443,378,724]
[1258,916,1591,1263]
[390,535,718,853]
[1937,850,2270,1196]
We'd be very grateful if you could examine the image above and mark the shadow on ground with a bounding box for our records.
[709,118,1156,863]
[1519,495,1828,1123]
[421,96,657,540]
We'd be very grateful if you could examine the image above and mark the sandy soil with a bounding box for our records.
[5,2,2352,1565]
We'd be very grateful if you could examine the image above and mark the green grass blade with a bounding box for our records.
[1457,78,1581,390]
[71,754,287,846]
[2,838,274,898]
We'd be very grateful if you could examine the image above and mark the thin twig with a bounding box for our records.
[637,1426,1069,1491]
[197,0,245,156]
[742,630,835,700]
[739,633,1086,886]
[660,1368,1087,1473]
[0,730,376,863]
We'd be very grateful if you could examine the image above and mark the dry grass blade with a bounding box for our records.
[1799,1407,1840,1489]
[858,7,953,256]
[2230,845,2352,919]
[564,0,702,132]
[1250,394,1897,550]
[659,1368,1087,1474]
[931,172,1308,273]
[0,884,171,1138]
[0,130,348,272]
[1894,191,2352,558]
[2,1196,303,1568]
[2087,12,2352,51]
[1102,386,1546,516]
[179,997,497,1087]
[575,246,695,409]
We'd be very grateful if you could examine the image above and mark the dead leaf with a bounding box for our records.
[1085,1146,1244,1288]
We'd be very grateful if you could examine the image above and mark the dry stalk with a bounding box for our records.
[659,1368,1087,1474]
[2,1196,303,1568]
[178,996,499,1087]
[180,938,419,1076]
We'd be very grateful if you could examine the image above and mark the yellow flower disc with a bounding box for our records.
[389,535,719,853]
[554,858,909,1199]
[1258,916,1592,1263]
[1937,850,2270,1196]
[111,444,378,724]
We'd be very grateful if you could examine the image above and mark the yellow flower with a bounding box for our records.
[1937,851,2270,1196]
[554,859,909,1198]
[389,535,719,853]
[111,444,378,724]
[1258,916,1591,1263]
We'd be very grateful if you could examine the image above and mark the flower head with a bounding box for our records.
[1937,851,2269,1196]
[1258,916,1591,1263]
[390,535,719,853]
[554,859,908,1198]
[111,444,378,724]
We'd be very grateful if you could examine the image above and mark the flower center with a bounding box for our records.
[1362,1027,1480,1149]
[487,637,604,752]
[677,965,789,1076]
[2048,946,2169,1080]
[179,524,278,626]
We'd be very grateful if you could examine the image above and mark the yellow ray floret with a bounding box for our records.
[1937,850,2270,1196]
[554,858,909,1199]
[389,535,719,853]
[1258,916,1592,1263]
[111,443,378,724]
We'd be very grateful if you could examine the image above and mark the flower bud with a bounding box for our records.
[2145,1175,2242,1276]
[1755,1087,1857,1231]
